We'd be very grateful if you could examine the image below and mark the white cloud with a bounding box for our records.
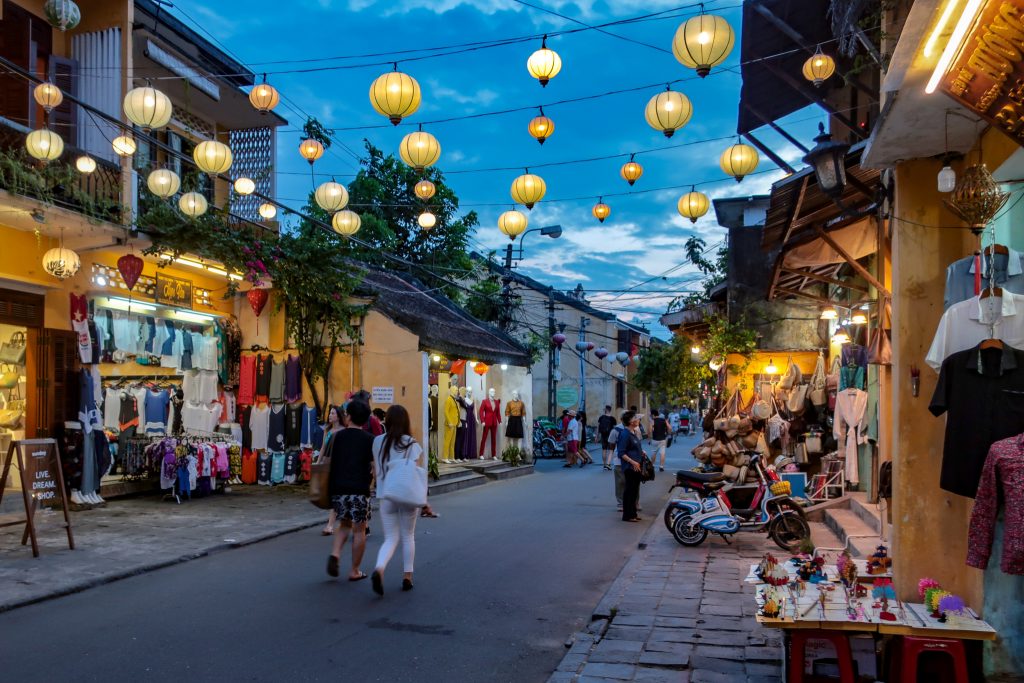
[429,81,500,108]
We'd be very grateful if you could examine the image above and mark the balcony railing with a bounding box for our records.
[0,118,123,224]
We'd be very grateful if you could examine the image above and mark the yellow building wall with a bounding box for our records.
[725,350,821,405]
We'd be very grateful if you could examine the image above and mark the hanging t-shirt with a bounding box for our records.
[250,404,271,450]
[144,389,170,434]
[219,389,237,424]
[241,448,257,484]
[103,388,121,430]
[283,450,299,484]
[238,354,257,405]
[70,293,93,364]
[299,449,313,482]
[255,355,273,403]
[300,405,322,449]
[256,451,272,485]
[270,451,286,484]
[119,392,138,432]
[285,355,302,402]
[285,403,303,449]
[268,403,287,451]
[269,360,285,403]
[240,404,253,450]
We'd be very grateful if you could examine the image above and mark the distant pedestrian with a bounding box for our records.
[326,400,374,581]
[606,419,625,511]
[598,405,616,471]
[651,409,669,472]
[563,410,582,468]
[617,411,645,523]
[352,390,385,437]
[371,405,425,596]
[372,407,387,427]
[319,405,345,536]
[578,411,593,465]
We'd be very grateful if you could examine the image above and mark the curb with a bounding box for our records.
[0,517,323,614]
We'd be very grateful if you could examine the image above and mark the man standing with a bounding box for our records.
[597,405,616,471]
[651,409,669,472]
[563,410,581,468]
[326,400,374,581]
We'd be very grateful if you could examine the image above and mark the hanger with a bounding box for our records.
[980,338,1003,349]
[979,286,1003,299]
[985,244,1010,256]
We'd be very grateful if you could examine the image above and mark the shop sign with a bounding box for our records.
[371,386,394,404]
[940,0,1024,146]
[156,273,193,308]
[0,439,74,557]
[556,387,578,408]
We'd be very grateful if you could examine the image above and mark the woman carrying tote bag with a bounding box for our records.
[371,404,427,596]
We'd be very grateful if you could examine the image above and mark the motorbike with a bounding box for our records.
[664,451,810,552]
[532,419,565,459]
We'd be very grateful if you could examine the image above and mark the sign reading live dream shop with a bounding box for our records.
[0,439,74,557]
[155,273,193,308]
[941,1,1024,145]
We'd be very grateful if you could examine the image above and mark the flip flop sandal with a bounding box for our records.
[349,572,368,582]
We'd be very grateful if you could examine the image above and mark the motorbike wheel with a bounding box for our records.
[768,513,811,552]
[664,504,681,532]
[538,438,556,459]
[672,514,708,547]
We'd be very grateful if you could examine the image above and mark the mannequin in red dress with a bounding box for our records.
[478,388,502,459]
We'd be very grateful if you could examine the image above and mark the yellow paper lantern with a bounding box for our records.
[112,135,136,157]
[332,210,361,236]
[720,142,759,182]
[498,209,528,240]
[258,203,277,220]
[510,172,546,210]
[75,155,96,174]
[645,88,693,138]
[147,168,181,199]
[249,77,280,114]
[234,177,256,195]
[672,13,735,77]
[369,68,421,125]
[179,192,208,217]
[33,82,63,113]
[193,139,232,174]
[418,211,437,229]
[528,108,555,144]
[592,200,611,223]
[299,138,324,165]
[620,157,643,186]
[527,36,562,87]
[315,181,349,213]
[802,46,836,87]
[677,188,710,223]
[414,179,436,201]
[123,86,173,130]
[25,128,64,161]
[398,130,441,170]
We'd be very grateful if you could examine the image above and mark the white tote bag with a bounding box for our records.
[379,440,428,507]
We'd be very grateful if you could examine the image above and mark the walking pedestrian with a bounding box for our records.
[617,411,645,522]
[651,409,669,472]
[326,400,374,581]
[370,405,425,596]
[319,405,345,536]
[598,406,616,471]
[578,411,593,464]
[607,419,625,511]
[563,410,581,468]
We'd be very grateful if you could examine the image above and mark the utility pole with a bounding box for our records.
[578,316,589,416]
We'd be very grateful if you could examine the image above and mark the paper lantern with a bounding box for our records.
[527,36,562,87]
[645,88,693,138]
[147,168,180,199]
[414,179,436,201]
[620,158,643,186]
[511,172,546,209]
[234,177,255,195]
[112,135,136,157]
[473,362,489,376]
[314,181,349,213]
[575,341,589,352]
[194,139,232,175]
[123,86,173,130]
[369,68,421,125]
[672,13,735,77]
[247,287,269,334]
[802,46,836,87]
[498,209,528,240]
[720,143,759,182]
[332,210,361,236]
[117,253,144,292]
[76,155,96,173]
[179,192,208,217]
[249,77,280,114]
[399,130,441,170]
[418,211,436,229]
[43,0,80,31]
[592,200,611,223]
[528,109,555,144]
[258,203,277,220]
[677,189,710,223]
[42,247,80,280]
[33,82,63,113]
[594,347,608,359]
[299,138,325,165]
[552,333,566,347]
[25,128,63,161]
[586,342,595,351]
[615,351,630,365]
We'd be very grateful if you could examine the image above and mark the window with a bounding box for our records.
[615,381,625,409]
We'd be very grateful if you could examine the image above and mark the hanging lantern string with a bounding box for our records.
[513,0,671,54]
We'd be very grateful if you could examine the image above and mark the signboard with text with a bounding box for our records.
[0,439,74,557]
[155,273,193,308]
[371,386,395,404]
[940,0,1024,146]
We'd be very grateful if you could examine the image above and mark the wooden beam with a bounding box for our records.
[814,225,891,298]
[743,102,810,152]
[743,132,796,174]
[774,286,835,306]
[764,61,867,139]
[847,174,879,201]
[767,176,809,300]
[781,268,869,292]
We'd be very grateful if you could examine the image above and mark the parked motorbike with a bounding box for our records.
[532,420,565,459]
[664,452,809,552]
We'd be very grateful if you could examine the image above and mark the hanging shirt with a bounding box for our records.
[240,405,253,450]
[945,248,1024,310]
[833,388,868,486]
[119,391,139,432]
[255,355,272,404]
[256,451,273,485]
[238,354,257,406]
[967,433,1024,574]
[144,389,170,434]
[268,403,287,451]
[926,292,1024,370]
[285,403,303,449]
[250,404,271,450]
[283,450,299,484]
[77,368,100,432]
[103,388,121,430]
[270,451,286,484]
[285,355,302,402]
[70,293,93,364]
[300,405,322,449]
[268,360,285,403]
[218,389,237,424]
[241,448,257,484]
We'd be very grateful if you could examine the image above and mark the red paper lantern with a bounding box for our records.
[117,253,143,291]
[247,288,269,333]
[552,333,566,348]
[473,362,489,376]
[586,341,595,351]
[450,359,466,375]
[594,347,609,360]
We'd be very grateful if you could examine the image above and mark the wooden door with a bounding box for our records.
[32,329,78,438]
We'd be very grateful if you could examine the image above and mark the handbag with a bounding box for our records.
[308,432,334,510]
[640,453,656,482]
[867,299,893,366]
[0,371,19,389]
[787,384,809,415]
[779,360,802,391]
[805,433,823,454]
[0,330,26,365]
[809,353,827,407]
[379,441,428,507]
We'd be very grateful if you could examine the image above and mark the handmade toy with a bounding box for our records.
[758,586,783,618]
[918,577,940,599]
[867,545,892,575]
[938,594,970,625]
[837,550,858,587]
[797,556,827,583]
[872,578,897,621]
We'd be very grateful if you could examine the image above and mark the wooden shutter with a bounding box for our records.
[0,1,31,126]
[47,56,78,142]
[0,288,44,327]
[33,329,79,438]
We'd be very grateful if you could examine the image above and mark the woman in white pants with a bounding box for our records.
[371,405,424,596]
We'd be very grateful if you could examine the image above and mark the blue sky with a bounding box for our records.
[171,0,825,338]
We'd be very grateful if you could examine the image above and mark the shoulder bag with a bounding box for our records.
[867,298,893,366]
[0,330,26,366]
[308,431,334,510]
[379,440,428,507]
[809,353,828,407]
[640,452,656,482]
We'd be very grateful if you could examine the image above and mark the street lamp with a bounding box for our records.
[502,223,562,269]
[804,122,849,198]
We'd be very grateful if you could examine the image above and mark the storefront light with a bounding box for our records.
[851,311,868,325]
[938,164,956,193]
[175,257,205,269]
[925,0,984,94]
[923,0,963,58]
[107,296,156,312]
[468,361,478,369]
[95,275,108,286]
[690,345,701,354]
[832,326,851,344]
[820,306,839,320]
[500,363,508,370]
[206,265,228,276]
[176,310,216,323]
[432,354,441,362]
[803,123,849,197]
[765,358,778,375]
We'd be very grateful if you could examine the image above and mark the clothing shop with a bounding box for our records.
[862,0,1024,674]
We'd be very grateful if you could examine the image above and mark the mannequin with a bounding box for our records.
[428,384,439,456]
[444,385,460,463]
[505,390,526,450]
[455,386,469,461]
[462,386,478,460]
[479,388,502,459]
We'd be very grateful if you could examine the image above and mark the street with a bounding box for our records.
[0,437,696,683]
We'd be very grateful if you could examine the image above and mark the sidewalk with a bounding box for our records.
[548,514,784,683]
[0,485,324,613]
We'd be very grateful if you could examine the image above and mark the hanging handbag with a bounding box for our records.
[809,353,828,407]
[787,384,809,415]
[826,356,841,392]
[0,330,26,365]
[379,441,429,507]
[0,371,19,389]
[805,432,823,454]
[308,432,334,510]
[867,299,893,366]
[779,359,802,391]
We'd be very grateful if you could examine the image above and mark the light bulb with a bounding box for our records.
[938,165,956,193]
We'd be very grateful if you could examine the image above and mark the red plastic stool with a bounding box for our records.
[892,636,969,683]
[787,630,856,683]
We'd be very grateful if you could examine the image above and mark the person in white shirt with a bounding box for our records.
[563,410,582,468]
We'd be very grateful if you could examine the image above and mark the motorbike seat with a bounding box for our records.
[676,470,726,484]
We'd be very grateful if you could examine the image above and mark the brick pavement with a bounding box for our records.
[548,515,784,683]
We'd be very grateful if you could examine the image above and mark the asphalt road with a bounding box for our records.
[0,435,697,683]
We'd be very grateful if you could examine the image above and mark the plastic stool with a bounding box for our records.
[788,630,856,683]
[892,636,969,683]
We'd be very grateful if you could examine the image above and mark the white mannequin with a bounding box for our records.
[505,389,526,451]
[479,388,501,460]
[488,388,496,399]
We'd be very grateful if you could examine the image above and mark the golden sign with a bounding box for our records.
[941,1,1024,143]
[155,273,193,309]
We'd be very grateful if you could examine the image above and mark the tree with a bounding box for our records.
[669,236,729,312]
[633,336,713,406]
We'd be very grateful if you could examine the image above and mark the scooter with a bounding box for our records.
[664,452,809,552]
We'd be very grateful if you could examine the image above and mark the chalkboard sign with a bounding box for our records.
[0,439,74,557]
[156,273,193,308]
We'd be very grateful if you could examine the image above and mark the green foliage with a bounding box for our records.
[501,445,525,467]
[428,449,440,481]
[704,315,759,375]
[669,236,728,312]
[522,331,547,365]
[0,147,122,223]
[464,273,503,323]
[633,335,713,405]
[302,117,335,149]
